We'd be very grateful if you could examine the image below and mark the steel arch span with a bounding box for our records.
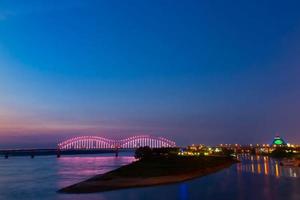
[58,135,176,150]
[57,136,116,150]
[119,135,176,148]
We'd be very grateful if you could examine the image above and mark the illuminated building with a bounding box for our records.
[272,136,287,146]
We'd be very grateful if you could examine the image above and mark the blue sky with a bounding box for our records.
[1,0,300,147]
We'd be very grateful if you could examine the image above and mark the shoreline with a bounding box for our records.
[59,156,237,194]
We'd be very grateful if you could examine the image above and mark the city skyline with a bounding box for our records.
[1,0,300,148]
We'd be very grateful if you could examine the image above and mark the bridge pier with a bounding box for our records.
[115,148,119,157]
[30,150,35,159]
[56,149,61,158]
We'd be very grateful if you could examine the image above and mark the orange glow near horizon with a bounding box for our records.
[0,108,111,136]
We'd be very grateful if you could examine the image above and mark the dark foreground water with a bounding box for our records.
[0,153,299,200]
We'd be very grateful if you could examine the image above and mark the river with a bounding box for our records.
[0,153,299,200]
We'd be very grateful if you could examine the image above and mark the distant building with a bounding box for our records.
[187,144,206,151]
[272,136,287,146]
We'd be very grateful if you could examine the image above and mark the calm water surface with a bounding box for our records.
[0,153,299,200]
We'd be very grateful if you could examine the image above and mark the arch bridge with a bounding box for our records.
[58,135,176,150]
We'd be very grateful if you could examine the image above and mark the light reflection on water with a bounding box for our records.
[236,154,300,178]
[56,156,136,188]
[0,153,299,200]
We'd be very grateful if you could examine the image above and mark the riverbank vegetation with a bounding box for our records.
[270,147,300,158]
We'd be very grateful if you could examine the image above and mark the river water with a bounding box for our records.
[0,153,299,200]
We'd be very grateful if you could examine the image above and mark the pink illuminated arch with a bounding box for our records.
[58,135,176,150]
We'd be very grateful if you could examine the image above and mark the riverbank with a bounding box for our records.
[59,156,238,193]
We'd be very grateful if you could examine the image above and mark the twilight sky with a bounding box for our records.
[1,0,300,148]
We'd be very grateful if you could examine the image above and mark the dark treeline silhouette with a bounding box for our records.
[135,146,179,159]
[270,147,295,158]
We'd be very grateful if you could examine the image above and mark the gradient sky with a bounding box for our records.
[1,0,300,148]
